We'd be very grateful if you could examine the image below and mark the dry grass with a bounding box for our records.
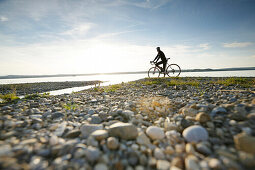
[136,96,173,121]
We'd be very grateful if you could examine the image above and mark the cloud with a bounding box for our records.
[199,43,210,50]
[0,16,8,22]
[120,0,173,9]
[61,23,94,37]
[223,42,252,48]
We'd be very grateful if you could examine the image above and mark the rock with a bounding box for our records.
[185,156,200,170]
[84,146,101,162]
[146,126,165,140]
[156,160,170,170]
[196,142,212,155]
[136,132,151,146]
[208,158,222,169]
[80,124,103,138]
[128,152,139,166]
[52,112,65,119]
[54,122,67,137]
[108,122,138,140]
[181,107,198,117]
[90,114,102,124]
[0,144,12,156]
[90,130,108,140]
[171,157,184,169]
[65,129,81,138]
[234,133,255,154]
[185,143,195,154]
[195,112,210,123]
[180,119,193,128]
[182,125,208,142]
[20,138,37,145]
[164,121,178,131]
[94,163,108,170]
[154,148,165,160]
[29,156,48,170]
[239,151,255,167]
[107,137,119,150]
[247,112,255,120]
[211,107,227,116]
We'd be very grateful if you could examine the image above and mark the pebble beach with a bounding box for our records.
[0,77,255,170]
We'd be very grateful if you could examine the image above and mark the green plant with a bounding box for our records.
[63,103,77,110]
[212,77,255,87]
[103,84,122,92]
[24,92,50,99]
[0,87,19,103]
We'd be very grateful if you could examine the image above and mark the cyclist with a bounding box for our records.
[152,47,167,73]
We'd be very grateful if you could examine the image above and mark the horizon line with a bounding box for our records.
[0,66,255,79]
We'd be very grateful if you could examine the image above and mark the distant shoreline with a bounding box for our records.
[1,66,255,79]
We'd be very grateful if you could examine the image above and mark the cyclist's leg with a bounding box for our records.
[163,61,167,72]
[156,61,164,72]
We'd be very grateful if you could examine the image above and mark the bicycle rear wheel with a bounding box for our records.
[148,67,160,78]
[166,64,181,77]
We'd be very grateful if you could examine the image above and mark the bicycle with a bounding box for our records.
[148,58,181,78]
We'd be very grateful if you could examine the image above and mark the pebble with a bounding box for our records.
[90,130,108,140]
[146,126,165,140]
[136,132,151,146]
[52,112,65,119]
[211,107,227,116]
[234,132,255,154]
[209,158,222,169]
[182,125,208,142]
[185,156,200,170]
[84,146,101,162]
[0,77,254,169]
[65,129,81,138]
[107,137,119,150]
[156,160,170,170]
[154,148,165,160]
[94,163,108,170]
[195,112,210,123]
[108,122,138,140]
[80,124,103,138]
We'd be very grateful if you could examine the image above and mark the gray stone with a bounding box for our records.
[80,124,103,138]
[146,126,165,140]
[156,160,170,170]
[84,146,101,162]
[196,142,212,155]
[90,114,102,124]
[52,112,65,119]
[108,122,138,140]
[211,107,227,116]
[182,125,208,142]
[65,129,81,138]
[136,132,151,146]
[94,163,108,170]
[154,148,165,160]
[107,137,119,150]
[54,122,67,137]
[90,130,108,140]
[234,132,255,154]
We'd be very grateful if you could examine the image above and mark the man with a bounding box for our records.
[153,47,167,72]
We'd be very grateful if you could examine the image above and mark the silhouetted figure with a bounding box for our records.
[153,47,167,72]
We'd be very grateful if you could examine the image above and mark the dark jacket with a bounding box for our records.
[154,50,167,62]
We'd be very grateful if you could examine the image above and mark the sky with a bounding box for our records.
[0,0,255,75]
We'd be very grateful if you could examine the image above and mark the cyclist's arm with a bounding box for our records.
[153,55,159,62]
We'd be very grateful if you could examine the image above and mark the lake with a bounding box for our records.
[1,70,254,95]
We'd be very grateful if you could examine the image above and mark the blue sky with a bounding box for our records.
[0,0,255,75]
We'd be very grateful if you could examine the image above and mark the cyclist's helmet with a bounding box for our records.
[156,47,160,50]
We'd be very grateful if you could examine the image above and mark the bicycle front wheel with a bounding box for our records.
[148,67,160,78]
[166,64,181,77]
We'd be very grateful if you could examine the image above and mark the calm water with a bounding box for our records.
[1,70,254,95]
